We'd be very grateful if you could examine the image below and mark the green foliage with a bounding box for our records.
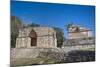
[75,26,80,32]
[11,16,22,48]
[53,27,65,48]
[27,23,40,27]
[11,17,41,48]
[11,34,17,48]
[65,23,73,30]
[65,23,80,32]
[66,24,72,28]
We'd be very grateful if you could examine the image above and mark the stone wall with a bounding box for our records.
[16,27,57,48]
[11,47,95,66]
[11,48,62,58]
[67,24,93,39]
[62,38,95,52]
[62,44,95,53]
[63,38,95,46]
[37,36,57,48]
[11,44,95,59]
[16,37,31,48]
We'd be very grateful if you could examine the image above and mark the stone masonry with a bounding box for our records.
[68,24,93,39]
[16,27,57,48]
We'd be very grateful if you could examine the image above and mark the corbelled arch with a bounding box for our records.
[29,29,37,46]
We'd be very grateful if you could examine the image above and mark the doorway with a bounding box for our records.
[31,37,37,46]
[29,29,37,46]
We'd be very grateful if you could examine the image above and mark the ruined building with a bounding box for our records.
[16,27,57,48]
[67,24,93,39]
[63,24,94,47]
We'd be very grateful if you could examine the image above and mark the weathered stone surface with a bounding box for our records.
[63,38,95,46]
[16,27,57,48]
[11,25,95,66]
[11,46,95,66]
[67,24,93,39]
[11,43,95,59]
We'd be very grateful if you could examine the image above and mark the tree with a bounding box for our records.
[65,23,80,32]
[11,16,22,48]
[27,23,40,27]
[53,27,65,48]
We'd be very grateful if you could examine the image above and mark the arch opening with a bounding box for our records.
[29,29,37,46]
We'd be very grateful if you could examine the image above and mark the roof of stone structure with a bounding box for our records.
[18,27,56,37]
[68,25,91,33]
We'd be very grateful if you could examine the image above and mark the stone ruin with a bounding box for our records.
[16,27,57,48]
[16,24,94,48]
[11,25,95,66]
[63,24,95,47]
[67,24,93,39]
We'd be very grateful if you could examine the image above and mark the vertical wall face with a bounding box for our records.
[37,36,57,48]
[67,24,93,39]
[68,31,92,39]
[68,32,86,39]
[16,37,31,48]
[34,27,57,48]
[16,36,57,48]
[15,27,57,48]
[88,31,93,37]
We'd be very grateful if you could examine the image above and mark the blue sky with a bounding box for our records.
[11,1,95,37]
